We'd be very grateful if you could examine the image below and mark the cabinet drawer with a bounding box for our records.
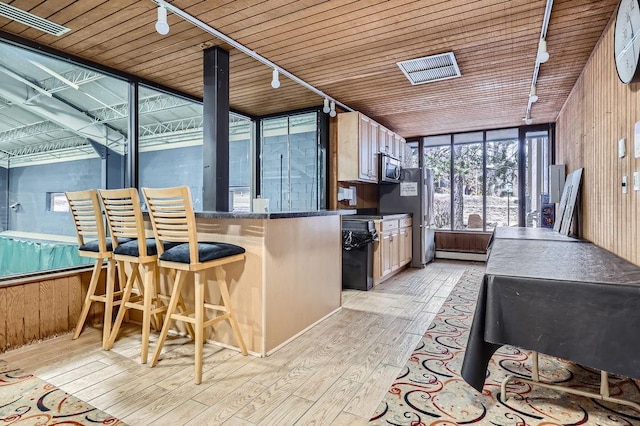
[382,219,399,232]
[400,217,412,228]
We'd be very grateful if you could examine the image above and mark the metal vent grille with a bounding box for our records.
[397,52,461,85]
[0,2,70,36]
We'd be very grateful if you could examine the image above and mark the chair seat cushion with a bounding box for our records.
[80,237,132,252]
[114,238,177,257]
[159,242,245,264]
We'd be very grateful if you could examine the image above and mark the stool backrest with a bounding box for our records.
[65,189,108,253]
[141,186,198,261]
[99,188,148,256]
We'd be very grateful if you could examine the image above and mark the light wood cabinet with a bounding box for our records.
[338,112,378,183]
[379,126,392,155]
[338,111,405,183]
[399,225,412,265]
[374,216,412,284]
[394,134,406,165]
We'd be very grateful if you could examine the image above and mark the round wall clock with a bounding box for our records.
[615,0,640,84]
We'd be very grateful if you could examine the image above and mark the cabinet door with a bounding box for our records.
[390,230,400,271]
[400,226,412,265]
[358,114,371,180]
[379,126,390,155]
[381,231,392,277]
[398,136,407,166]
[369,121,379,182]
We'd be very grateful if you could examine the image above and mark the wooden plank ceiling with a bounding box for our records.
[0,0,618,138]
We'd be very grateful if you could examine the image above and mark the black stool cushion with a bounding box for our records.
[80,237,132,252]
[159,242,245,264]
[114,238,178,257]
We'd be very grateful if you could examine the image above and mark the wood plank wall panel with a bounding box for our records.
[38,279,55,337]
[0,290,5,352]
[556,12,640,265]
[435,231,492,254]
[6,286,24,349]
[23,282,39,343]
[0,269,95,353]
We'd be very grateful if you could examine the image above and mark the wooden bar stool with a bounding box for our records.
[99,188,192,364]
[65,189,127,348]
[142,186,248,384]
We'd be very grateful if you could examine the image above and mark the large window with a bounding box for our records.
[423,127,550,231]
[424,135,452,230]
[260,111,324,212]
[0,40,128,277]
[0,38,258,278]
[138,85,204,209]
[229,115,253,212]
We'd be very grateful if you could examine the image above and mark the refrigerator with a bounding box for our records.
[379,167,435,267]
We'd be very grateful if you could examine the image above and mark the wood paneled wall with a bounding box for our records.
[0,269,99,353]
[556,12,640,265]
[435,231,492,254]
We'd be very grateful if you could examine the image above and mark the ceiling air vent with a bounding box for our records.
[0,2,70,36]
[397,52,461,85]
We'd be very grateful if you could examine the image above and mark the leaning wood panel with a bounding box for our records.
[23,282,40,343]
[5,286,24,349]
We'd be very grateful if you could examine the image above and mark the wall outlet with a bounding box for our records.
[619,138,626,158]
[634,172,640,191]
[623,175,628,194]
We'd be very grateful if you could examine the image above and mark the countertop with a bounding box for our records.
[193,209,356,219]
[343,213,411,221]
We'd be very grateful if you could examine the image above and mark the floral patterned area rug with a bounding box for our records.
[0,359,124,425]
[371,265,640,425]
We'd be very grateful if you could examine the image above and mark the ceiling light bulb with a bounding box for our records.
[323,98,330,114]
[329,101,337,117]
[537,39,549,63]
[525,117,533,125]
[271,68,280,89]
[155,5,170,35]
[529,88,538,103]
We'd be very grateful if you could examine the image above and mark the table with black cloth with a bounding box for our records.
[461,237,640,393]
[490,226,584,242]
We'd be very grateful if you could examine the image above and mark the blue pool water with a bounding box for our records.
[0,236,93,278]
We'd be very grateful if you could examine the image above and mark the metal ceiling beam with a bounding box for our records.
[39,68,103,93]
[87,94,194,123]
[3,135,88,157]
[139,116,203,137]
[0,120,64,143]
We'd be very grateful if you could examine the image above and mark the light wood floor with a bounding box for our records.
[2,260,473,425]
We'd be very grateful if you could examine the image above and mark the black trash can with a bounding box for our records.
[342,220,378,291]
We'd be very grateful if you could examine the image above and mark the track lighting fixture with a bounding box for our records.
[329,101,336,117]
[323,98,330,114]
[537,39,549,63]
[155,4,169,35]
[529,87,538,103]
[271,68,280,89]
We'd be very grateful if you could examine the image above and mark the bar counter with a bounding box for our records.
[162,210,352,356]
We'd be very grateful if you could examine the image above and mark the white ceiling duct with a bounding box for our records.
[0,2,70,36]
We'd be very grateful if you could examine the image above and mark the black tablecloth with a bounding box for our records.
[461,238,640,392]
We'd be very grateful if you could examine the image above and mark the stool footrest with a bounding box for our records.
[203,303,227,313]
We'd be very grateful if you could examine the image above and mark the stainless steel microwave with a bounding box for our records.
[379,153,401,183]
